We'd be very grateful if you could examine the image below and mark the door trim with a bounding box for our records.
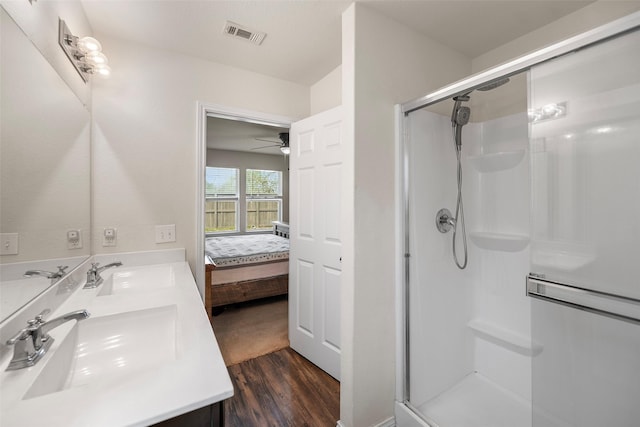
[195,102,295,298]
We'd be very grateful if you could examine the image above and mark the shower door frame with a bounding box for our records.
[395,11,640,426]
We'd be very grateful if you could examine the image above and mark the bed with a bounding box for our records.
[204,222,289,321]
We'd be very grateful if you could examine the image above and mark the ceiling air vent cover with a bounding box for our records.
[223,21,266,45]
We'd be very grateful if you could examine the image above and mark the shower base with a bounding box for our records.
[417,372,531,427]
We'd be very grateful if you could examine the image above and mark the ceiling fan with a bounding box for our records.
[253,132,290,155]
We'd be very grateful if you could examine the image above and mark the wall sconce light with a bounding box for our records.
[280,145,290,155]
[58,19,110,82]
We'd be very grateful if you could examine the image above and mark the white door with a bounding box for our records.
[289,106,342,380]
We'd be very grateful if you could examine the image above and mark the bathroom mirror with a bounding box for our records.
[0,9,91,322]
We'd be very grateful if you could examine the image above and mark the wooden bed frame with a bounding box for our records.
[204,222,290,322]
[204,263,288,322]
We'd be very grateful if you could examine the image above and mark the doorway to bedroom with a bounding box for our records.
[197,105,341,425]
[204,114,291,365]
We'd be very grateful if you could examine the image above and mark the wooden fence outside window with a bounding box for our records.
[205,200,279,232]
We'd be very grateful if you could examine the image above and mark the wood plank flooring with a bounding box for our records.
[225,347,340,427]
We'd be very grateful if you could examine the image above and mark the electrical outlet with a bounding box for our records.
[67,229,83,249]
[0,233,19,255]
[155,224,176,244]
[103,227,117,247]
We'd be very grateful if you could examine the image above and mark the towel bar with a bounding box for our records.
[526,275,640,325]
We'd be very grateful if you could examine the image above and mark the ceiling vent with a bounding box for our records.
[223,21,266,45]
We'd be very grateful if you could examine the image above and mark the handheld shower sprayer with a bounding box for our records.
[438,93,472,269]
[436,77,511,270]
[451,93,471,150]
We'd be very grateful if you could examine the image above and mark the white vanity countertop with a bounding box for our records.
[0,260,233,427]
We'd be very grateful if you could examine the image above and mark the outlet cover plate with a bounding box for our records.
[0,233,19,255]
[103,227,117,247]
[67,229,83,249]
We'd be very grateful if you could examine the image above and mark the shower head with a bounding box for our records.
[476,77,510,91]
[451,93,471,150]
[451,92,471,125]
[454,106,470,126]
[448,77,510,153]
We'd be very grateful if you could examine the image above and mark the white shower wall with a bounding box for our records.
[407,107,533,416]
[407,110,476,406]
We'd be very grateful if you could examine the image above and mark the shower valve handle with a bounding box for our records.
[436,208,455,233]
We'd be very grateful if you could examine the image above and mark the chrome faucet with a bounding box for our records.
[23,266,68,283]
[84,261,122,289]
[5,309,90,371]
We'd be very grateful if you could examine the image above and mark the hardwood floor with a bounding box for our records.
[225,347,340,427]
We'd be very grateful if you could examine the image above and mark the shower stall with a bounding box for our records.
[396,14,640,427]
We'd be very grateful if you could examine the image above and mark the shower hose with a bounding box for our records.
[453,136,468,270]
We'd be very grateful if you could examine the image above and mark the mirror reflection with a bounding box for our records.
[0,9,91,322]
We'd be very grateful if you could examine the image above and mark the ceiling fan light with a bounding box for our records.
[280,146,290,155]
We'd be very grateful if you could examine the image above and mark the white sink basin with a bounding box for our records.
[24,305,177,399]
[97,264,176,296]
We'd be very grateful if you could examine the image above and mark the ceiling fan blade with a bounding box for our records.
[251,144,279,150]
[254,137,280,144]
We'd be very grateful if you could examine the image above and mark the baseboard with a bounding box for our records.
[376,417,396,427]
[336,417,395,427]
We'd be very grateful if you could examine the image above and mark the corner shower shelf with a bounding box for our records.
[469,232,529,252]
[468,149,525,173]
[468,318,543,356]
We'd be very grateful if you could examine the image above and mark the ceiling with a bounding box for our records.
[207,116,289,155]
[365,1,595,59]
[82,0,595,87]
[82,0,350,86]
[82,0,595,153]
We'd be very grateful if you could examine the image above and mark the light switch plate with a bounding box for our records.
[0,233,19,255]
[155,224,176,243]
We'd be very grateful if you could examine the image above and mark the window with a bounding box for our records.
[246,169,282,232]
[205,167,238,233]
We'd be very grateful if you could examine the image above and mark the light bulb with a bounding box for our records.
[280,146,290,155]
[85,51,108,66]
[77,36,102,53]
[595,126,612,134]
[542,104,558,115]
[93,63,111,77]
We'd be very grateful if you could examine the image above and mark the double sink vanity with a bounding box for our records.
[0,249,233,427]
[1,7,232,425]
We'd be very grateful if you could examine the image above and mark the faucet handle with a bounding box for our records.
[56,265,69,275]
[22,309,50,330]
[34,309,51,323]
[6,328,31,345]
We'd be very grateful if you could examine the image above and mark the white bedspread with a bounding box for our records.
[205,234,289,267]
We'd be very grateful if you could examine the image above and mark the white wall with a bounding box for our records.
[406,110,478,407]
[340,4,471,426]
[310,65,342,115]
[91,35,309,290]
[472,1,640,73]
[206,148,290,225]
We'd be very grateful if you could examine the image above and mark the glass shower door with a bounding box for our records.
[528,28,640,426]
